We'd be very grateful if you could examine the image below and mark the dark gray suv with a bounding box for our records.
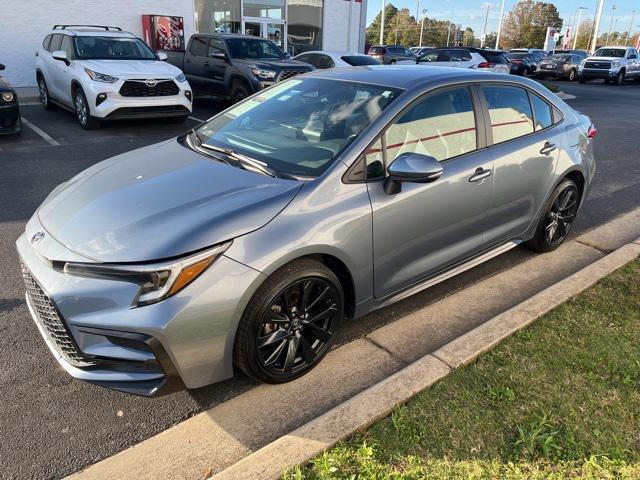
[368,45,416,64]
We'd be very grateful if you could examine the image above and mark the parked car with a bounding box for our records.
[578,46,640,84]
[166,33,313,104]
[367,45,416,64]
[553,49,588,60]
[35,25,193,129]
[0,64,21,135]
[536,53,582,81]
[293,51,380,69]
[410,46,434,57]
[417,47,510,74]
[506,52,540,76]
[17,66,596,395]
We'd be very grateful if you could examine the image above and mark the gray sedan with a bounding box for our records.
[17,66,596,396]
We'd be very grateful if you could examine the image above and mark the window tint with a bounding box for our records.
[480,51,509,64]
[365,138,385,179]
[190,36,208,56]
[385,87,477,162]
[208,38,226,57]
[48,34,63,53]
[483,85,534,143]
[60,35,74,59]
[341,55,380,66]
[42,35,52,50]
[418,50,440,62]
[528,92,553,131]
[308,54,334,69]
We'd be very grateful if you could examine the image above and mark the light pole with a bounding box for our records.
[380,0,385,45]
[625,10,637,46]
[419,9,428,47]
[590,0,605,53]
[481,3,491,48]
[606,4,617,46]
[446,2,454,47]
[495,0,506,50]
[573,7,587,49]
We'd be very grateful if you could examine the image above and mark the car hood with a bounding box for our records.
[37,139,303,263]
[79,59,182,78]
[586,56,623,61]
[233,57,313,71]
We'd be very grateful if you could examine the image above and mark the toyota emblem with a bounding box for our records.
[31,231,45,244]
[145,79,158,87]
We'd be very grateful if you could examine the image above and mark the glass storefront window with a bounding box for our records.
[287,0,323,56]
[243,0,285,19]
[194,0,241,34]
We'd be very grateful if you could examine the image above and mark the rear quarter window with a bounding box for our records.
[481,52,508,64]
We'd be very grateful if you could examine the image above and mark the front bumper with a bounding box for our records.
[82,78,193,120]
[0,101,21,135]
[17,215,265,395]
[578,68,621,79]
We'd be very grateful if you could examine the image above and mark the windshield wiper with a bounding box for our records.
[199,143,298,180]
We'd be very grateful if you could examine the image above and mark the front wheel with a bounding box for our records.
[229,79,250,105]
[568,69,577,81]
[234,259,344,384]
[526,179,580,253]
[613,69,625,85]
[73,89,101,129]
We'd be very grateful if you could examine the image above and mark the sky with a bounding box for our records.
[366,0,640,38]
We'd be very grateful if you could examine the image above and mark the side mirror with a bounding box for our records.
[52,50,70,65]
[384,152,443,195]
[157,52,168,61]
[0,64,5,71]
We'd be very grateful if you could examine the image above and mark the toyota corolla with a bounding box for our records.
[17,66,596,396]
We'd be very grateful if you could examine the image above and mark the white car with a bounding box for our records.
[417,47,510,74]
[35,25,192,129]
[293,51,381,69]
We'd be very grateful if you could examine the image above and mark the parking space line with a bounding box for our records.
[21,117,60,146]
[188,115,206,123]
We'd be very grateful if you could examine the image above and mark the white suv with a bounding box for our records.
[35,25,192,129]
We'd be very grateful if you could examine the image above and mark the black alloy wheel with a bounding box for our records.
[234,259,344,383]
[229,80,250,105]
[527,179,580,252]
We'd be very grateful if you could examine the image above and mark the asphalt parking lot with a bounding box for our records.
[2,79,640,479]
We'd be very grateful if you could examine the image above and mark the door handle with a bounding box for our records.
[204,61,209,67]
[469,167,492,183]
[185,59,191,63]
[540,142,557,155]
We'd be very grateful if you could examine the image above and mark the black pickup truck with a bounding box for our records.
[165,33,314,104]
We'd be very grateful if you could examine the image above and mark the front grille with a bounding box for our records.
[584,61,611,69]
[21,262,94,367]
[278,70,305,82]
[106,105,190,120]
[119,80,179,97]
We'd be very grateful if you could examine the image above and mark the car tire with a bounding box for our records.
[613,69,625,85]
[526,178,580,253]
[229,79,250,105]
[73,88,101,130]
[568,69,577,81]
[37,76,54,110]
[390,59,397,64]
[234,258,344,384]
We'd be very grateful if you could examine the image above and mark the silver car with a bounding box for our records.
[17,66,596,396]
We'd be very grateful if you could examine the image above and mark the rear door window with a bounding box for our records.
[482,85,534,143]
[190,36,208,57]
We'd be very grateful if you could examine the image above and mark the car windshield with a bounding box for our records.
[191,78,401,178]
[341,55,380,66]
[226,38,284,59]
[73,36,157,60]
[594,48,625,58]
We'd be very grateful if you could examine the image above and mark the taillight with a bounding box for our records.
[478,62,496,69]
[587,124,597,139]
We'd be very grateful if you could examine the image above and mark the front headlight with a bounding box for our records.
[252,68,277,80]
[63,242,231,307]
[84,68,119,84]
[612,61,621,67]
[175,73,187,83]
[1,92,14,102]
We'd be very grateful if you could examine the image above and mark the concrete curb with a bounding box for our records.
[215,242,640,480]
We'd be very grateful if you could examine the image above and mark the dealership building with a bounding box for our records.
[2,0,368,87]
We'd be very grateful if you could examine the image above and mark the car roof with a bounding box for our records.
[296,51,366,57]
[302,65,517,90]
[47,26,135,37]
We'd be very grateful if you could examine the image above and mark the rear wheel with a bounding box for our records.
[234,259,344,384]
[37,76,54,110]
[73,88,101,129]
[526,179,580,253]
